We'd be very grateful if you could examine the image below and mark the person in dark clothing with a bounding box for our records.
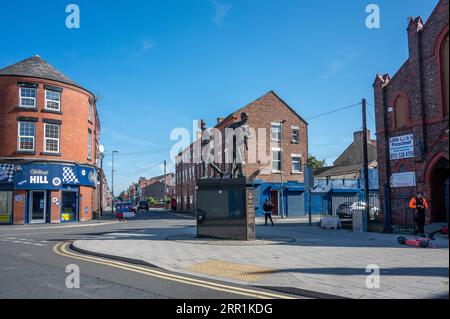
[409,191,429,237]
[263,198,274,226]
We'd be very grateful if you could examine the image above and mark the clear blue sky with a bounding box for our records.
[0,0,438,193]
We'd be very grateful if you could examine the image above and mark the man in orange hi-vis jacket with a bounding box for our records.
[409,192,429,237]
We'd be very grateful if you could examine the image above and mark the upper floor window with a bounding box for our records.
[44,124,60,153]
[45,90,61,111]
[87,131,92,160]
[271,123,281,142]
[88,100,93,122]
[272,147,282,172]
[291,155,302,173]
[291,126,299,144]
[19,88,37,108]
[394,95,408,128]
[17,122,35,151]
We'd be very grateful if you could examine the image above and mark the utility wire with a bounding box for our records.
[306,102,362,121]
[102,147,172,157]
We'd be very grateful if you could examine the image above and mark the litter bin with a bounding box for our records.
[352,209,368,232]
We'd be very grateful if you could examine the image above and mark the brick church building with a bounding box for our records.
[374,0,449,226]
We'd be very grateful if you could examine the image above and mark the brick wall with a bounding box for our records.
[374,0,449,225]
[0,76,99,165]
[12,190,26,225]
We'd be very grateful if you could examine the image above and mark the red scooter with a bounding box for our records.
[397,235,435,248]
[397,226,448,248]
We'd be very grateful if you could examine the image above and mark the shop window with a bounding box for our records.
[394,95,408,128]
[0,191,13,224]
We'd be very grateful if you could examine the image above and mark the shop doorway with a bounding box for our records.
[270,190,279,216]
[428,156,449,223]
[30,191,47,224]
[61,191,78,222]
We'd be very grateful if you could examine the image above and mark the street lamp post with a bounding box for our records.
[111,150,118,216]
[280,120,287,219]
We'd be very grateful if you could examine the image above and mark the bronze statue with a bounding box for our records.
[227,112,252,179]
[200,120,224,178]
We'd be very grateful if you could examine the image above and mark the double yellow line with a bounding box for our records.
[53,242,295,299]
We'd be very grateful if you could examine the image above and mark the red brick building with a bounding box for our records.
[175,91,309,217]
[0,56,101,224]
[374,0,449,226]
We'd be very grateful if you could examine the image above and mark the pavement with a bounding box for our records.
[73,210,450,299]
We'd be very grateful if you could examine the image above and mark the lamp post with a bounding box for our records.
[280,120,287,219]
[98,146,105,223]
[111,150,118,216]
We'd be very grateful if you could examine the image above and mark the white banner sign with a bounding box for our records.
[390,172,416,188]
[390,134,414,160]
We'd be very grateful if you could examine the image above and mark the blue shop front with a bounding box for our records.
[253,180,306,218]
[0,162,97,225]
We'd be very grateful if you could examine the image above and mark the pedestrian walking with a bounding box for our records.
[409,191,429,237]
[263,198,274,226]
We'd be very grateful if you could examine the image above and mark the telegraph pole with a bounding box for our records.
[163,160,167,200]
[362,99,370,231]
[111,150,118,216]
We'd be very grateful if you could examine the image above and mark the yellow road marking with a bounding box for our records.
[53,242,295,300]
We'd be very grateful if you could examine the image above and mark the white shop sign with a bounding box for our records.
[390,134,414,160]
[390,172,416,188]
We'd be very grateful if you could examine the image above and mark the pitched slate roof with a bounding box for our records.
[0,55,79,87]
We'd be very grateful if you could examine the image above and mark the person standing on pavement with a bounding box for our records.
[263,198,274,226]
[409,191,429,237]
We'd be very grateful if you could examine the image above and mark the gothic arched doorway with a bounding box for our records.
[426,154,449,223]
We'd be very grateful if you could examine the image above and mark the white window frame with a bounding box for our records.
[272,147,282,173]
[271,123,282,142]
[291,154,302,174]
[291,126,300,144]
[17,122,35,151]
[43,123,60,153]
[87,131,92,160]
[45,90,61,111]
[19,87,37,108]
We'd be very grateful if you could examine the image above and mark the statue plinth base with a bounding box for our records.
[196,177,255,241]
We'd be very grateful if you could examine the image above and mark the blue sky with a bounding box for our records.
[0,0,438,193]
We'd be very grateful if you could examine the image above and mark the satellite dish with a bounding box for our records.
[99,145,105,154]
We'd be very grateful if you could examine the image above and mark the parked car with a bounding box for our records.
[138,200,149,211]
[336,201,380,221]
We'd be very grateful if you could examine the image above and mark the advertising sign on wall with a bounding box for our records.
[390,172,417,188]
[390,134,415,160]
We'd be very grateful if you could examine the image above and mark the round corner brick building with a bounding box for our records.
[0,55,100,224]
